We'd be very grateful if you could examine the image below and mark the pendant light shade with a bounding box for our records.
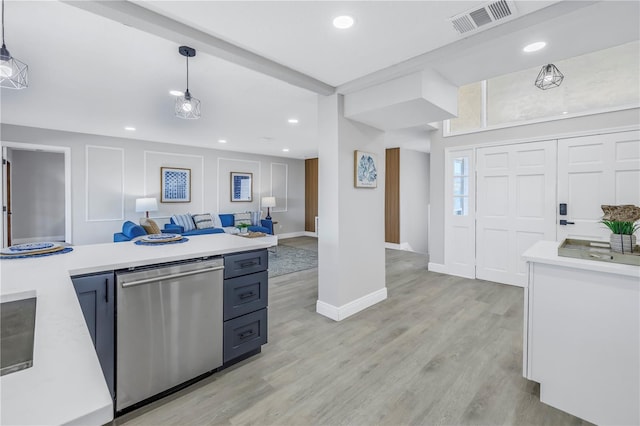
[534,63,564,90]
[0,0,28,89]
[175,46,200,119]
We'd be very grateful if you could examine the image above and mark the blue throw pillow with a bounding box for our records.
[171,214,195,232]
[219,214,234,227]
[122,221,147,239]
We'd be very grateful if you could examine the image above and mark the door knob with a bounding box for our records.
[559,219,575,225]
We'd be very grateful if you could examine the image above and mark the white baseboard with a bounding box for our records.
[12,235,65,244]
[428,262,448,274]
[316,287,388,321]
[278,231,307,240]
[385,242,415,251]
[428,262,480,280]
[303,231,317,238]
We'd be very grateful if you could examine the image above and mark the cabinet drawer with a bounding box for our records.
[224,249,268,279]
[223,309,267,363]
[224,271,268,321]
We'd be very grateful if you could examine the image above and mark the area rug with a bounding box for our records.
[268,245,318,277]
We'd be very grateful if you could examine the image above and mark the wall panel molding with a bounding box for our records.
[270,162,288,212]
[217,157,261,213]
[144,151,205,214]
[86,145,124,222]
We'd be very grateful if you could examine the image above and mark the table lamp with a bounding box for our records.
[135,197,158,218]
[262,196,276,220]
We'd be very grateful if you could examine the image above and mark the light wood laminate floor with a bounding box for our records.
[117,237,591,426]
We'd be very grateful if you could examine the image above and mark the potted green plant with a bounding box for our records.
[236,223,250,234]
[601,205,640,254]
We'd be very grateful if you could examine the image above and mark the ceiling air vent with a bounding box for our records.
[449,0,517,35]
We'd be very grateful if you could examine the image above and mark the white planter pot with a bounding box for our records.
[609,233,636,253]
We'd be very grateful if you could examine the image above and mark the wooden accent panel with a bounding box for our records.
[305,158,318,232]
[385,148,400,243]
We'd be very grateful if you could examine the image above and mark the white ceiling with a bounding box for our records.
[1,1,639,159]
[133,0,556,87]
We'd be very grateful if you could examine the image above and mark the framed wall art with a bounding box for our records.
[230,172,253,202]
[161,167,191,203]
[354,150,378,188]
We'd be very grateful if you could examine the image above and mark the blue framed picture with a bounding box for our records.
[230,172,253,202]
[354,150,378,188]
[161,167,191,203]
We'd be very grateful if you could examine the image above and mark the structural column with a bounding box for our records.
[316,94,387,321]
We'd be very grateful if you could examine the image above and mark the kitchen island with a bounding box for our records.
[0,233,275,426]
[522,240,639,425]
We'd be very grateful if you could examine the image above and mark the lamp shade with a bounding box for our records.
[262,196,276,208]
[135,198,158,213]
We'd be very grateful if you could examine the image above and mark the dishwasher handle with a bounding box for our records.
[120,265,224,288]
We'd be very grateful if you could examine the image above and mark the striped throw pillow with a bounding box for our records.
[234,212,252,227]
[172,214,195,232]
[192,213,214,230]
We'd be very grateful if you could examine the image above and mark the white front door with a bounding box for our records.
[476,140,557,287]
[444,149,476,278]
[557,130,640,242]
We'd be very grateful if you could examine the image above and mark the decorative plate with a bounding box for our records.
[2,242,60,254]
[1,247,73,259]
[141,233,182,243]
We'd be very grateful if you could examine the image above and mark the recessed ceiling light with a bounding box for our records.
[282,148,290,152]
[333,15,354,29]
[124,126,136,131]
[288,118,299,124]
[218,139,227,144]
[523,41,546,53]
[169,90,184,96]
[562,111,568,115]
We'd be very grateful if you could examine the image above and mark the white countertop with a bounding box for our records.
[0,233,274,426]
[522,240,640,278]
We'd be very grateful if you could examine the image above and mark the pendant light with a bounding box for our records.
[534,64,564,90]
[0,0,28,89]
[175,46,201,119]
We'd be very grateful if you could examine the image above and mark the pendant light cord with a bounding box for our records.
[185,55,189,90]
[2,0,5,46]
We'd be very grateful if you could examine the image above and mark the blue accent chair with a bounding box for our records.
[113,221,147,242]
[217,214,273,235]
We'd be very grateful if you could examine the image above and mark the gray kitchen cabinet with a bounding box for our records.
[224,249,268,279]
[223,249,268,364]
[223,270,268,320]
[71,272,115,399]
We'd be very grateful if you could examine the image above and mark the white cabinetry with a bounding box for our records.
[523,241,639,425]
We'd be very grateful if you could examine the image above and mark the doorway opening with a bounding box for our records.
[1,142,72,247]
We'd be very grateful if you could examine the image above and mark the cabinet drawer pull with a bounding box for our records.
[589,253,614,260]
[238,329,254,339]
[239,260,257,268]
[239,291,255,300]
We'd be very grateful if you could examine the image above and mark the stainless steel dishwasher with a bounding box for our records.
[115,257,224,412]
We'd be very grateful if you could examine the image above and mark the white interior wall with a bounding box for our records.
[1,124,305,245]
[429,108,640,265]
[10,149,65,242]
[317,94,386,319]
[399,149,430,254]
